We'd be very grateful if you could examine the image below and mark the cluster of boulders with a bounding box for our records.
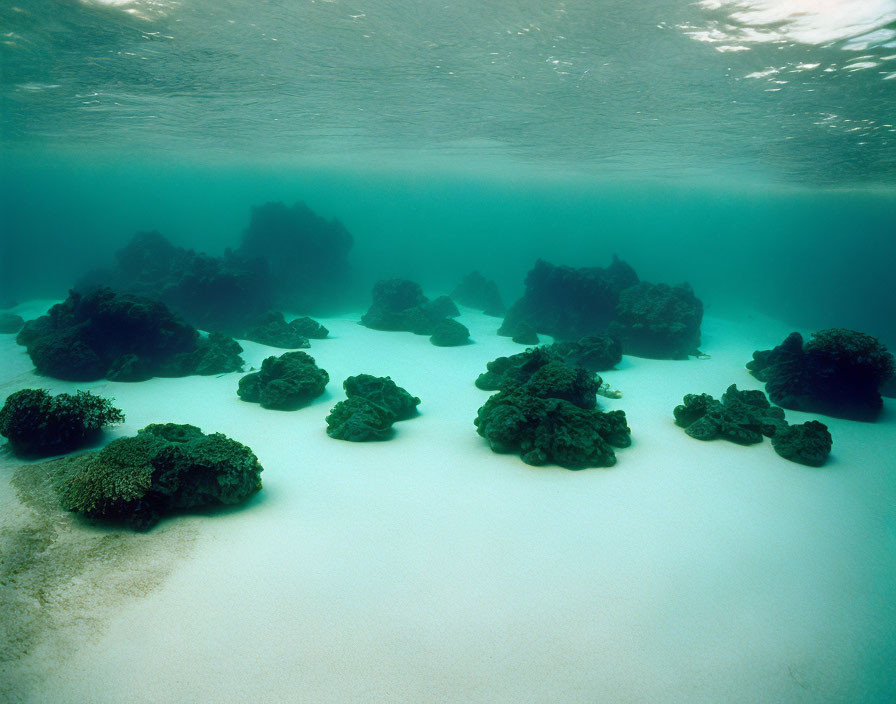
[360,279,470,346]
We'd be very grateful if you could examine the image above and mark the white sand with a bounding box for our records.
[1,302,894,703]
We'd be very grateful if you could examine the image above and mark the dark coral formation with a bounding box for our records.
[498,256,638,341]
[771,421,833,467]
[475,346,557,391]
[430,318,471,347]
[57,423,263,530]
[451,271,505,316]
[326,397,396,442]
[674,384,832,466]
[244,311,311,349]
[609,282,703,360]
[326,374,420,441]
[549,335,622,371]
[674,384,786,445]
[237,350,329,410]
[475,358,629,469]
[0,312,24,334]
[0,388,124,456]
[511,322,539,345]
[499,257,704,360]
[16,289,244,381]
[289,316,329,339]
[78,231,271,335]
[239,201,353,312]
[360,279,459,335]
[747,329,895,421]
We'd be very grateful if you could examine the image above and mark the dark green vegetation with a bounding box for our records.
[747,329,895,421]
[326,374,420,441]
[430,318,470,347]
[237,350,329,410]
[16,288,244,381]
[499,257,703,360]
[674,384,833,466]
[360,279,460,335]
[451,271,505,316]
[475,356,630,469]
[57,423,263,530]
[0,388,124,456]
[77,202,351,335]
[0,312,24,333]
[244,311,312,349]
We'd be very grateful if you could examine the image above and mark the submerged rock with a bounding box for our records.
[360,279,459,335]
[430,318,471,346]
[289,316,329,339]
[244,311,311,349]
[326,374,420,441]
[57,423,263,530]
[674,384,786,445]
[549,335,622,372]
[771,420,833,467]
[511,322,539,345]
[16,288,244,381]
[237,350,329,410]
[609,281,703,360]
[0,388,124,457]
[451,271,505,316]
[747,329,894,421]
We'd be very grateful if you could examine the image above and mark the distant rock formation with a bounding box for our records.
[16,288,244,381]
[451,271,505,316]
[360,279,460,335]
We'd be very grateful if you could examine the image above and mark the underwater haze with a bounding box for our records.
[2,0,896,344]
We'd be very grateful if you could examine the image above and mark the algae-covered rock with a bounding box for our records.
[57,423,263,530]
[609,281,703,360]
[0,388,124,457]
[289,316,329,339]
[0,312,24,334]
[499,256,639,341]
[237,350,329,409]
[16,288,243,381]
[748,328,894,421]
[673,384,785,445]
[451,271,505,316]
[342,374,420,420]
[475,346,558,391]
[326,397,395,442]
[771,420,832,467]
[244,311,311,349]
[360,279,459,335]
[430,318,470,347]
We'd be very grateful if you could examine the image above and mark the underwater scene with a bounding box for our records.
[1,1,895,702]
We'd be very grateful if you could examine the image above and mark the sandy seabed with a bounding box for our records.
[1,301,894,703]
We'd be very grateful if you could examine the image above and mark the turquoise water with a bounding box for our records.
[2,1,895,343]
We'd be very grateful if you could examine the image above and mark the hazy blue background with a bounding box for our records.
[2,0,895,343]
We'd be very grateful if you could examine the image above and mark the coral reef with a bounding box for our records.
[244,311,311,349]
[451,271,505,316]
[0,388,124,456]
[475,346,557,391]
[16,288,244,381]
[609,282,703,359]
[498,256,638,340]
[237,350,329,410]
[430,318,471,347]
[0,312,24,334]
[747,329,894,421]
[57,423,263,530]
[360,279,459,335]
[674,384,786,444]
[326,374,420,441]
[771,420,833,467]
[475,357,629,469]
[289,316,329,339]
